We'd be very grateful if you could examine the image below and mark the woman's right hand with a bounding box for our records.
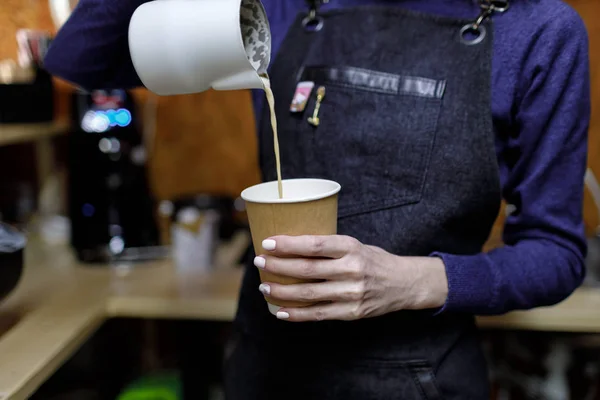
[45,0,152,90]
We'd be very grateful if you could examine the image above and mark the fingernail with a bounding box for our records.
[254,256,266,269]
[262,239,276,251]
[276,311,290,320]
[259,283,271,295]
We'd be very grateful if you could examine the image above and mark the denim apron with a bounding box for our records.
[226,4,503,399]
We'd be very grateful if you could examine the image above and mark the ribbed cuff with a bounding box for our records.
[429,252,497,315]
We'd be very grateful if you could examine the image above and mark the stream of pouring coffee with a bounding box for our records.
[260,75,283,199]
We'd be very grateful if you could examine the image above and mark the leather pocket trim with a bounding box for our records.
[299,65,446,98]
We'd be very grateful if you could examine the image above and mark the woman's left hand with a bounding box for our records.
[254,235,449,322]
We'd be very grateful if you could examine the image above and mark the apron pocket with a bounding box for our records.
[317,357,443,400]
[222,329,242,373]
[292,65,444,218]
[406,360,444,400]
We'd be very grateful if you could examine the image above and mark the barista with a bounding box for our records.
[45,0,590,398]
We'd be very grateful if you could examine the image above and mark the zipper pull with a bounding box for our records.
[308,86,326,127]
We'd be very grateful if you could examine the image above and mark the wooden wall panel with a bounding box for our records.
[569,0,600,235]
[145,89,260,200]
[0,0,71,121]
[0,1,260,202]
[0,0,51,59]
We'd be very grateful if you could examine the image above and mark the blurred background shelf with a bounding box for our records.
[0,121,69,147]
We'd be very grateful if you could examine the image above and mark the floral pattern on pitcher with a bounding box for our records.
[240,0,271,75]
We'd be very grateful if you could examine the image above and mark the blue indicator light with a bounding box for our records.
[82,203,95,217]
[81,109,132,133]
[114,109,132,127]
[97,109,132,128]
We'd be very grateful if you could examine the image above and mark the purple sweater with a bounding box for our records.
[44,0,590,315]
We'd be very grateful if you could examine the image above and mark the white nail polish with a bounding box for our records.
[259,283,271,295]
[262,239,277,251]
[254,256,266,269]
[276,311,290,320]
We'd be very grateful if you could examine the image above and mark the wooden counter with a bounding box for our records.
[0,234,247,400]
[0,121,69,147]
[2,234,600,399]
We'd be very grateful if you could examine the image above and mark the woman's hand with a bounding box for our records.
[254,235,449,322]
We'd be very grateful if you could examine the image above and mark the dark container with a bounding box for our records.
[0,223,25,302]
[0,68,54,123]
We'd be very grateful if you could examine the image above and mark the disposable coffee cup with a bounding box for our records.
[241,178,341,315]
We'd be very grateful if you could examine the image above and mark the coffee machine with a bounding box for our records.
[68,89,159,263]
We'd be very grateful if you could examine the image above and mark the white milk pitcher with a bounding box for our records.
[129,0,271,96]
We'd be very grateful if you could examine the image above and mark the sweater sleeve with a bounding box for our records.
[44,0,149,90]
[433,10,590,315]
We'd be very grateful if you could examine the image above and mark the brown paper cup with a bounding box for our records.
[241,178,341,315]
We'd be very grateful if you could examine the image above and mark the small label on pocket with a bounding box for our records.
[290,81,315,113]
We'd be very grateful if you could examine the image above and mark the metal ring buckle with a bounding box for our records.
[460,23,487,46]
[479,1,510,14]
[488,0,510,13]
[459,0,507,45]
[303,0,327,32]
[302,13,324,32]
